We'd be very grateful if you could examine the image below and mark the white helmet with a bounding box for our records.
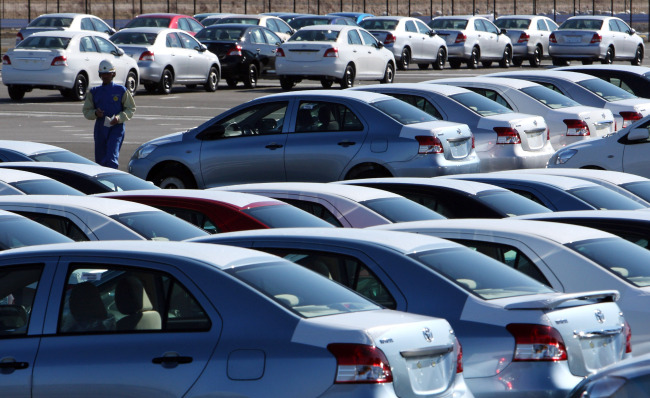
[98,59,116,74]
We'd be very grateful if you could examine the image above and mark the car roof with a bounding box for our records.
[95,189,287,208]
[496,15,547,19]
[497,168,650,185]
[555,65,650,75]
[0,168,57,183]
[448,173,601,190]
[356,82,472,96]
[27,30,105,38]
[338,177,513,196]
[219,14,263,19]
[0,140,71,156]
[514,209,650,222]
[0,195,162,216]
[115,27,176,34]
[293,24,350,31]
[0,161,134,177]
[564,15,614,21]
[362,16,407,20]
[215,182,405,201]
[34,13,93,18]
[259,89,390,103]
[434,76,540,89]
[134,13,192,18]
[433,15,484,19]
[487,70,595,82]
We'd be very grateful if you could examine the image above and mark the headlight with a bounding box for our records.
[134,144,157,159]
[554,149,577,165]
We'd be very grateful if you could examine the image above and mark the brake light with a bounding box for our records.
[415,135,443,154]
[506,324,568,361]
[51,56,67,66]
[590,33,602,43]
[226,45,242,57]
[620,111,643,128]
[549,33,557,43]
[275,48,285,57]
[384,33,396,45]
[624,321,632,354]
[494,127,521,144]
[517,32,530,43]
[323,47,339,57]
[327,343,393,384]
[454,33,467,44]
[2,55,10,65]
[456,338,463,373]
[471,134,475,149]
[139,51,154,61]
[564,119,590,136]
[16,32,24,42]
[547,127,551,141]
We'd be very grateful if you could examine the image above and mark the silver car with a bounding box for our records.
[549,15,645,66]
[359,16,448,70]
[109,27,221,94]
[494,15,559,67]
[15,12,116,45]
[428,15,513,69]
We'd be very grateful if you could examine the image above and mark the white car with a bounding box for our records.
[487,70,650,130]
[212,14,295,42]
[359,16,448,70]
[428,15,513,69]
[0,168,85,196]
[548,15,645,66]
[494,15,559,67]
[0,140,96,164]
[15,12,116,45]
[352,82,556,172]
[275,25,396,90]
[549,114,650,178]
[2,30,139,101]
[109,27,221,94]
[431,76,616,149]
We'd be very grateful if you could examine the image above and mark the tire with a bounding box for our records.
[226,78,238,88]
[512,57,523,67]
[529,46,542,67]
[380,62,395,84]
[552,57,570,66]
[280,77,294,91]
[632,46,644,66]
[449,59,462,69]
[499,46,512,68]
[71,73,88,101]
[417,63,429,70]
[467,47,479,69]
[601,47,614,64]
[581,60,594,65]
[204,66,219,92]
[321,79,334,88]
[433,47,446,70]
[8,85,26,101]
[152,165,196,189]
[125,70,138,96]
[340,64,355,89]
[243,64,258,88]
[481,61,493,68]
[398,47,410,70]
[144,83,157,93]
[158,68,173,94]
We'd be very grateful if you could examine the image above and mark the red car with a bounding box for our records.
[95,189,334,233]
[122,13,204,35]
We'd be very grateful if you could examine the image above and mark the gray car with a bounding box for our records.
[494,15,558,67]
[128,90,480,189]
[109,27,221,94]
[359,16,448,70]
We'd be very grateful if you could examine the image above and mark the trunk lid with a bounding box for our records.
[552,29,599,45]
[572,107,616,138]
[116,45,152,61]
[7,48,63,71]
[281,42,334,62]
[402,121,474,161]
[508,115,547,151]
[434,30,463,46]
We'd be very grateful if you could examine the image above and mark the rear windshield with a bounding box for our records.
[450,92,513,116]
[125,17,171,28]
[371,98,437,124]
[578,78,637,102]
[226,261,380,317]
[218,17,260,25]
[110,31,157,45]
[429,19,468,30]
[361,197,446,222]
[11,179,84,196]
[566,237,650,287]
[359,19,398,30]
[17,36,70,49]
[195,27,245,41]
[30,151,96,165]
[242,204,335,228]
[28,16,72,28]
[520,86,581,109]
[568,186,646,210]
[289,29,340,42]
[111,211,209,241]
[559,19,603,30]
[495,18,531,29]
[410,247,554,299]
[290,17,331,29]
[621,181,650,203]
[477,190,552,216]
[96,173,160,192]
[0,216,72,250]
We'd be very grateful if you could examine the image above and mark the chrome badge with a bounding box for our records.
[595,309,605,324]
[456,128,462,135]
[423,327,434,342]
[533,120,538,126]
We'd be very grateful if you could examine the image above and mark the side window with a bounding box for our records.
[277,19,293,34]
[537,19,548,31]
[416,20,431,34]
[250,28,265,44]
[265,19,279,32]
[177,18,190,32]
[547,19,559,30]
[405,20,417,32]
[187,18,204,33]
[14,212,90,241]
[92,18,113,34]
[474,19,485,32]
[483,20,499,34]
[510,188,546,206]
[260,249,397,309]
[359,29,378,47]
[616,20,631,34]
[80,18,95,30]
[534,81,564,94]
[262,29,282,45]
[94,36,118,54]
[59,266,211,333]
[609,20,620,32]
[0,265,43,336]
[79,36,98,52]
[178,32,200,49]
[295,101,363,132]
[279,198,343,227]
[390,93,443,119]
[157,206,219,233]
[469,88,512,109]
[608,77,634,94]
[348,29,363,45]
[212,101,288,138]
[166,33,182,48]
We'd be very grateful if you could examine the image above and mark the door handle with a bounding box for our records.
[265,143,283,149]
[152,356,193,365]
[256,48,261,52]
[0,360,29,370]
[338,141,356,147]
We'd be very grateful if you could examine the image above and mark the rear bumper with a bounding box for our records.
[479,143,555,172]
[387,152,482,177]
[276,58,346,80]
[549,44,604,59]
[1,67,76,89]
[446,44,472,60]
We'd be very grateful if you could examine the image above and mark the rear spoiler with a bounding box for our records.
[504,290,619,310]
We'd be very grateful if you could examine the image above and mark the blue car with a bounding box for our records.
[328,12,375,24]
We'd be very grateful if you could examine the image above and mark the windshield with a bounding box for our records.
[359,19,398,30]
[195,27,245,41]
[226,261,380,317]
[569,186,646,210]
[125,17,171,28]
[289,29,339,42]
[111,211,209,241]
[30,150,96,165]
[495,18,531,29]
[290,17,331,29]
[242,204,335,228]
[0,216,73,250]
[429,19,468,30]
[450,92,514,116]
[371,98,437,124]
[410,247,554,299]
[621,181,650,203]
[361,197,446,222]
[559,19,603,30]
[520,86,581,109]
[11,179,85,196]
[218,17,260,25]
[17,36,70,49]
[566,237,650,287]
[28,16,72,28]
[578,78,637,102]
[110,31,157,45]
[477,190,552,216]
[96,173,160,192]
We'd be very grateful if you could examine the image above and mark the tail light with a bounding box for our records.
[590,34,602,44]
[456,338,463,373]
[564,119,590,136]
[454,33,467,44]
[50,56,67,66]
[517,32,530,43]
[2,55,10,65]
[547,127,551,141]
[139,51,154,61]
[384,33,396,45]
[506,324,568,361]
[275,48,285,57]
[226,45,242,57]
[494,127,521,144]
[624,321,632,354]
[549,33,557,43]
[471,134,475,149]
[620,111,643,128]
[416,135,444,154]
[15,32,24,45]
[327,343,393,384]
[324,48,339,57]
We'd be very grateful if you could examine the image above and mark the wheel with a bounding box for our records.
[467,47,479,69]
[152,165,196,189]
[632,45,644,66]
[529,45,542,67]
[432,47,446,70]
[417,63,429,70]
[158,68,173,94]
[499,46,512,68]
[204,66,219,92]
[340,65,355,89]
[449,59,462,69]
[125,70,138,96]
[280,77,294,91]
[243,64,258,88]
[8,85,26,101]
[380,62,394,84]
[601,47,614,64]
[481,61,493,67]
[144,83,157,93]
[71,73,88,101]
[512,57,523,67]
[321,79,334,88]
[398,47,410,70]
[581,60,594,65]
[552,57,570,66]
[226,78,238,88]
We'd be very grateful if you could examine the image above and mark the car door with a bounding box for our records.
[483,19,506,58]
[178,32,210,81]
[474,18,496,58]
[541,18,558,55]
[359,29,386,77]
[164,32,190,82]
[260,28,282,74]
[346,29,367,77]
[622,119,650,177]
[248,28,273,74]
[79,35,104,87]
[93,35,130,84]
[416,19,437,62]
[32,258,220,397]
[403,19,422,60]
[285,100,368,181]
[615,19,636,57]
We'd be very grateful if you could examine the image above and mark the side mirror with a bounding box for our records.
[198,44,207,52]
[376,41,384,48]
[627,127,649,141]
[630,28,636,35]
[429,29,437,37]
[500,28,507,35]
[114,48,125,56]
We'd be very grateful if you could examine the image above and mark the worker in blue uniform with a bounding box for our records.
[82,60,136,169]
